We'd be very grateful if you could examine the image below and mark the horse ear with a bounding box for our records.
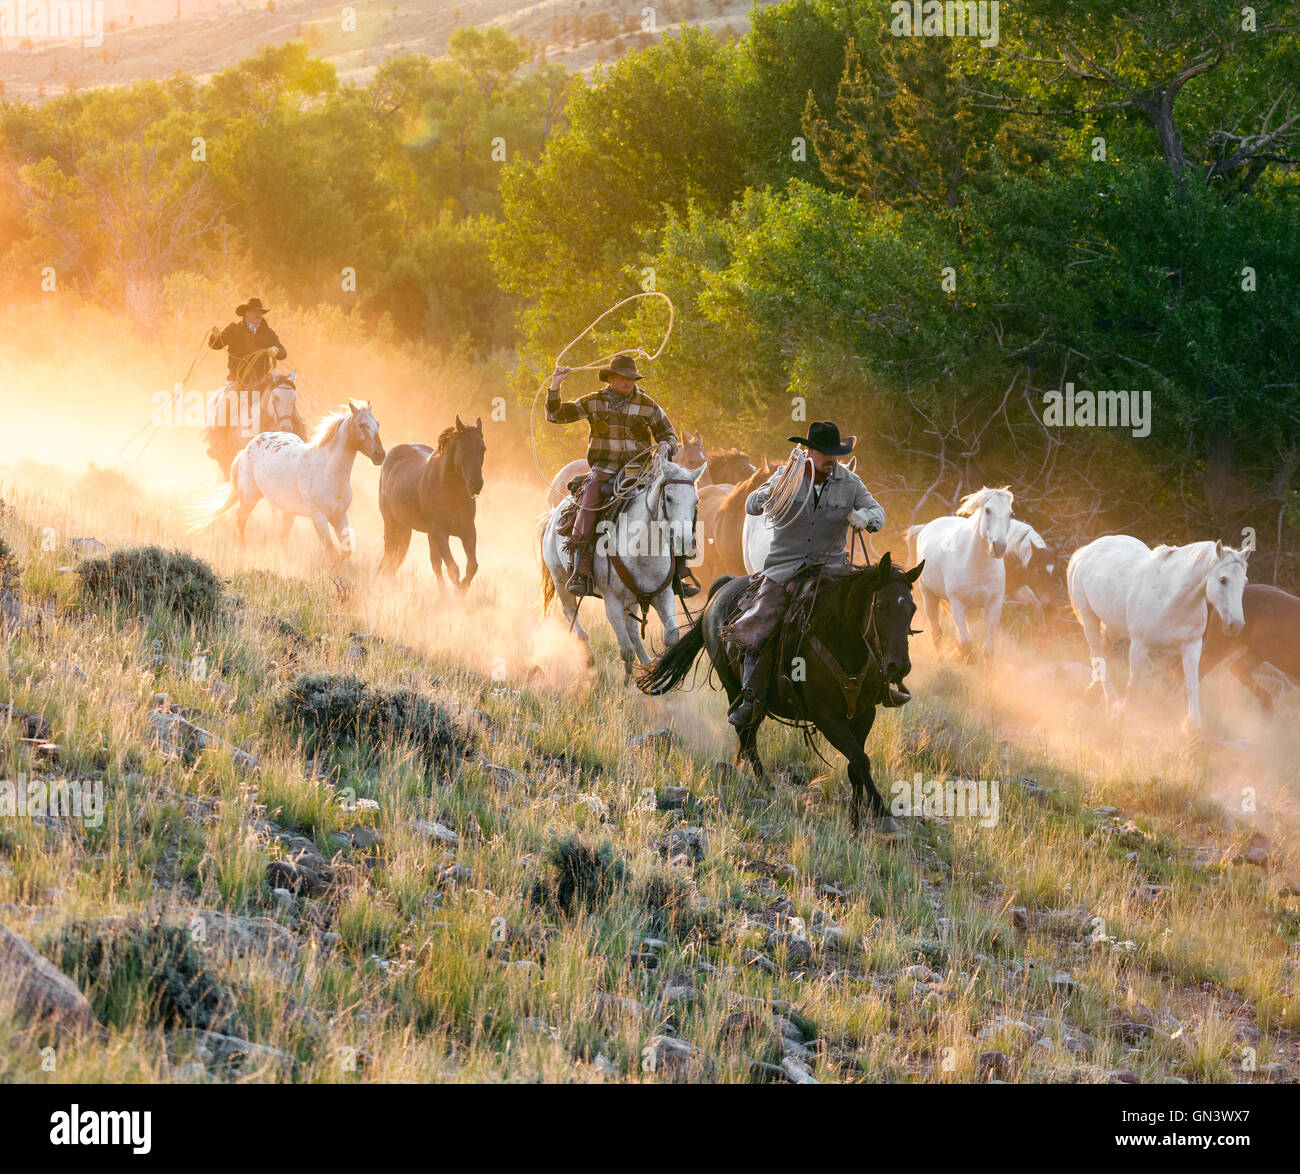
[1215,539,1224,558]
[348,397,360,412]
[691,465,706,482]
[906,560,925,582]
[475,416,482,430]
[878,550,892,574]
[455,415,465,430]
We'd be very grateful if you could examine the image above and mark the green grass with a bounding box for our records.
[0,475,1297,1083]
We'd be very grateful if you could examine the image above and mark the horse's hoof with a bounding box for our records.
[874,815,902,834]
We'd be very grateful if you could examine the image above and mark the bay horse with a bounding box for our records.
[703,461,778,586]
[540,453,705,675]
[378,416,486,591]
[1068,536,1248,730]
[637,552,924,831]
[1200,583,1299,712]
[193,400,384,562]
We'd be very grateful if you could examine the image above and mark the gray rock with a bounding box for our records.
[0,922,98,1037]
[780,1056,819,1084]
[410,819,459,847]
[628,728,681,751]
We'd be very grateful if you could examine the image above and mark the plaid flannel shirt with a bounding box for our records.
[546,383,678,472]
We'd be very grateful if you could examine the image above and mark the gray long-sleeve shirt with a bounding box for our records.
[746,461,886,583]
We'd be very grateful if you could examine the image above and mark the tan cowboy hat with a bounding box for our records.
[599,354,646,382]
[236,296,270,316]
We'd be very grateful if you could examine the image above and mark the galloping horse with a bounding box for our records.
[540,453,705,675]
[379,416,486,591]
[1068,536,1248,730]
[205,373,304,481]
[193,400,385,562]
[637,553,924,831]
[909,487,1016,659]
[1200,583,1300,712]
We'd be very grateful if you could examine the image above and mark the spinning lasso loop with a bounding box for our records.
[118,328,215,463]
[763,443,815,530]
[528,290,675,495]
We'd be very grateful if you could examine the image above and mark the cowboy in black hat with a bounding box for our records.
[204,297,298,464]
[547,353,698,599]
[723,421,898,728]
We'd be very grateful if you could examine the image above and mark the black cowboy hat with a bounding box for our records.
[236,297,270,316]
[599,354,646,382]
[788,420,855,456]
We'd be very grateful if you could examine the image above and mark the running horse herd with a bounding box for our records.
[188,300,1299,833]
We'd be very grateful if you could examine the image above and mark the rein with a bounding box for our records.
[606,473,698,636]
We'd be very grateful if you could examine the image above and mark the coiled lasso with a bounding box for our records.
[528,291,674,493]
[762,443,815,529]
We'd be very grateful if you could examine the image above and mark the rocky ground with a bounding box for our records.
[1,477,1298,1083]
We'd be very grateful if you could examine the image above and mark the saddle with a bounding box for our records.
[555,468,635,541]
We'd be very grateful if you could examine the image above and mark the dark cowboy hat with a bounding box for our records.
[599,354,646,382]
[235,297,270,316]
[788,420,855,456]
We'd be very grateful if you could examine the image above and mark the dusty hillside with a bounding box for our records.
[1,440,1297,1081]
[0,0,773,99]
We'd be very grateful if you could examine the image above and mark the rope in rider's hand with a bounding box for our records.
[528,291,675,495]
[763,443,815,529]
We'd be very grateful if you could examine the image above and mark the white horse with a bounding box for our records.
[908,486,1015,658]
[741,510,773,575]
[1067,535,1248,730]
[193,400,385,561]
[540,454,705,675]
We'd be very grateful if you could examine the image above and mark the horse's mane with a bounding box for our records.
[435,425,458,454]
[956,485,1014,517]
[1152,540,1240,568]
[309,408,351,447]
[813,561,905,631]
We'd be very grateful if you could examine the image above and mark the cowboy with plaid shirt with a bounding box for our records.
[548,354,699,599]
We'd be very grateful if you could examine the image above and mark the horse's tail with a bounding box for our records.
[187,477,240,534]
[539,514,556,614]
[905,524,924,567]
[635,617,706,695]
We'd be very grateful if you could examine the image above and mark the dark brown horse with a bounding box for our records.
[1200,583,1300,712]
[637,552,924,831]
[378,416,486,590]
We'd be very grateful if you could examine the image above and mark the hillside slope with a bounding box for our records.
[1,471,1297,1083]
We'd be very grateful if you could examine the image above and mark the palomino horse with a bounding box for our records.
[378,416,486,591]
[540,454,705,675]
[194,401,385,562]
[1068,536,1248,730]
[1200,583,1300,712]
[205,374,304,481]
[909,487,1016,658]
[637,553,925,832]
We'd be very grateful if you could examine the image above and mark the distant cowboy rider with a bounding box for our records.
[724,420,903,728]
[547,354,699,600]
[204,296,298,461]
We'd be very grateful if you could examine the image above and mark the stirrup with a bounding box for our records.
[566,571,596,597]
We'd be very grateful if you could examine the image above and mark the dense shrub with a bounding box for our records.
[277,673,475,773]
[50,914,244,1033]
[76,546,222,625]
[530,834,627,915]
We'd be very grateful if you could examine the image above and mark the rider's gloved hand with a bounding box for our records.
[273,346,286,360]
[848,508,883,533]
[550,365,571,390]
[208,327,223,347]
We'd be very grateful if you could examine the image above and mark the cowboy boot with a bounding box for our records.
[673,556,701,598]
[728,646,775,728]
[566,541,598,598]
